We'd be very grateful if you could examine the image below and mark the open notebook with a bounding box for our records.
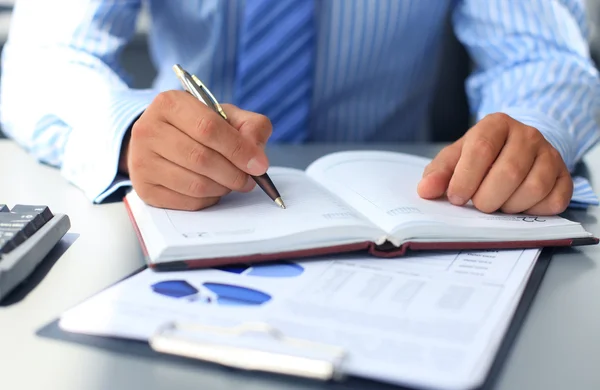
[124,150,598,270]
[58,249,542,390]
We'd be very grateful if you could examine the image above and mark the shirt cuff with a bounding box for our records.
[95,176,133,203]
[570,176,600,207]
[501,107,598,208]
[59,89,156,203]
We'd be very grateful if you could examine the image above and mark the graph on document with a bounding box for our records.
[214,260,305,277]
[151,280,272,306]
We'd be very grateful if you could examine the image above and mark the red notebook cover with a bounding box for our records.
[123,197,599,272]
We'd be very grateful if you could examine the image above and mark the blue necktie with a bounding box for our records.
[233,0,315,143]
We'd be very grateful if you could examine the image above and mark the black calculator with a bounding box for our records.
[0,204,70,300]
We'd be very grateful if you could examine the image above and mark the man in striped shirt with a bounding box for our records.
[1,1,599,214]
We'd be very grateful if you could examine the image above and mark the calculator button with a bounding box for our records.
[10,205,54,223]
[0,213,38,238]
[0,231,16,253]
[8,211,45,230]
[0,230,26,254]
[0,206,54,256]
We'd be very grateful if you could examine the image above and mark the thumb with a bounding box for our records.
[417,141,462,199]
[220,103,273,147]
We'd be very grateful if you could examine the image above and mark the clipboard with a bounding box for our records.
[150,321,346,381]
[37,248,554,390]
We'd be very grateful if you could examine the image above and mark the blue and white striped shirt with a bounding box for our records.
[1,0,599,205]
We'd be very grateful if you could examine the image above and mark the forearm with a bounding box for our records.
[0,0,154,202]
[453,0,600,171]
[1,50,155,201]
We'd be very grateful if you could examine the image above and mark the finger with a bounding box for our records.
[524,168,573,216]
[149,121,255,192]
[141,154,244,199]
[417,142,462,199]
[447,114,510,205]
[153,91,269,176]
[470,128,538,213]
[138,184,221,211]
[220,103,273,146]
[499,151,558,214]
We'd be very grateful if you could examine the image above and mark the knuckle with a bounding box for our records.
[188,145,209,167]
[488,112,511,122]
[499,160,526,183]
[257,114,273,135]
[195,116,217,140]
[187,178,208,197]
[229,137,245,161]
[438,144,455,160]
[230,171,248,191]
[131,119,152,139]
[485,112,511,127]
[155,91,178,112]
[524,177,550,200]
[522,126,542,144]
[548,146,562,162]
[548,195,569,215]
[433,147,458,172]
[472,137,496,159]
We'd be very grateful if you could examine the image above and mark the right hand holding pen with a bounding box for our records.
[120,90,272,210]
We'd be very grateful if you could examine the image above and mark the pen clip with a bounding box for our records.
[190,74,227,120]
[172,64,204,101]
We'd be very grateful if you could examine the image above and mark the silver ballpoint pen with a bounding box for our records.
[172,64,286,209]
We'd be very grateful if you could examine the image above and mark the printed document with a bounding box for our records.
[59,248,541,390]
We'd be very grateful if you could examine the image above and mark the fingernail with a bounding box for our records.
[448,194,465,205]
[247,158,267,175]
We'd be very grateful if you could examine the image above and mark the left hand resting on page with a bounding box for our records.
[417,112,573,215]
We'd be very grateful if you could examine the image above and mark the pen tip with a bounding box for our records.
[275,198,286,209]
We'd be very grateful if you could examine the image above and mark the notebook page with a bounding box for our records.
[128,167,382,260]
[305,151,582,235]
[59,248,540,390]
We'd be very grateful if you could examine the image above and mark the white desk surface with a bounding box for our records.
[1,139,600,390]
